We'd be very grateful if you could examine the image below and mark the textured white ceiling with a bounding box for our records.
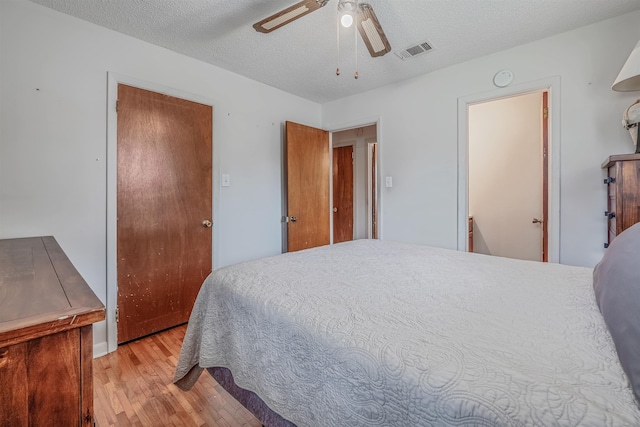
[28,0,640,103]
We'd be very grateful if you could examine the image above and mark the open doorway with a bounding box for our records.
[458,77,561,263]
[282,121,379,252]
[468,91,548,262]
[331,124,378,241]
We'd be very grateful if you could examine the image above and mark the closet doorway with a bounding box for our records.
[467,90,549,262]
[458,77,560,263]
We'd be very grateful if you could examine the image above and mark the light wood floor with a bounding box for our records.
[93,324,262,427]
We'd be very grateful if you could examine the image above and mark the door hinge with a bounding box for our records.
[116,100,119,113]
[115,307,120,322]
[543,107,548,119]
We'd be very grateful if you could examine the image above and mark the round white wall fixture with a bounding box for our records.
[493,70,513,87]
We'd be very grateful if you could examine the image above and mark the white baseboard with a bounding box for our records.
[93,341,109,358]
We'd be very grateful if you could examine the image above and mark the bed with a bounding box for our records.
[174,231,640,426]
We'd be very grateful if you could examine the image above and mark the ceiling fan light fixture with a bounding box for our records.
[338,0,357,27]
[357,3,391,57]
[340,13,354,28]
[337,0,358,14]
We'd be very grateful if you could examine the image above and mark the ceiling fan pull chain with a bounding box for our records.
[354,2,359,80]
[336,9,341,76]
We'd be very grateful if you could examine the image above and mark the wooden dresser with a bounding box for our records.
[0,236,105,426]
[602,153,640,247]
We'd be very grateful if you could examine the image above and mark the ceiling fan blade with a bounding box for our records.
[356,3,391,57]
[253,0,328,33]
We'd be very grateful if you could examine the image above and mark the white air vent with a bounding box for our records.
[395,41,433,61]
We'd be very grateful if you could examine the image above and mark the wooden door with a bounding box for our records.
[286,121,330,252]
[333,145,354,243]
[117,84,212,343]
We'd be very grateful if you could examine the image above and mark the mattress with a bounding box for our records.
[174,239,640,426]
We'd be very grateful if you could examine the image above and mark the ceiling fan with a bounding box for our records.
[253,0,391,58]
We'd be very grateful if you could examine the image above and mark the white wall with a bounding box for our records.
[322,10,640,268]
[0,0,321,352]
[469,92,542,261]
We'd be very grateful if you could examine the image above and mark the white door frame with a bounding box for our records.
[457,76,561,262]
[106,72,219,353]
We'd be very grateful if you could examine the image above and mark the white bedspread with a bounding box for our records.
[174,239,640,426]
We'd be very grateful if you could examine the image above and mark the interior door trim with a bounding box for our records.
[106,72,218,354]
[457,76,561,263]
[542,91,549,262]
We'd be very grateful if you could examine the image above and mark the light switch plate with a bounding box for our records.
[221,174,231,187]
[385,176,393,188]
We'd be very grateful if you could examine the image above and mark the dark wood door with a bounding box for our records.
[117,84,212,343]
[286,121,330,252]
[333,145,354,243]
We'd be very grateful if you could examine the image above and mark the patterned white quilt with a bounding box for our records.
[174,239,640,426]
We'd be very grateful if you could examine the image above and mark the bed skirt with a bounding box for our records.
[208,367,297,427]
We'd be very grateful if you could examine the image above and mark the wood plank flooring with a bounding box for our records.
[93,324,262,427]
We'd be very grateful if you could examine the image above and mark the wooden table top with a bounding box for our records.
[0,236,105,347]
[602,153,640,169]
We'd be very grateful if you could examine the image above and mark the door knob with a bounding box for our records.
[532,218,543,224]
[333,207,338,213]
[290,216,297,222]
[202,220,212,228]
